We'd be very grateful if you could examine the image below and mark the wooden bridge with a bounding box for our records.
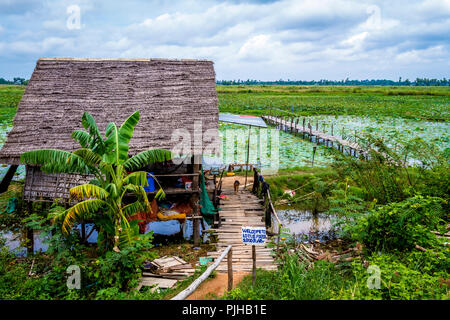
[205,174,279,273]
[263,115,368,158]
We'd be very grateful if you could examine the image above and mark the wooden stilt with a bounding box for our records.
[312,146,317,166]
[252,245,256,286]
[0,165,18,193]
[26,202,33,256]
[227,247,233,291]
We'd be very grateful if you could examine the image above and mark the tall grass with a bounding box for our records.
[222,255,347,300]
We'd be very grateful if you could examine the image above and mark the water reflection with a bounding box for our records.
[278,208,337,242]
[0,218,211,254]
[0,230,49,255]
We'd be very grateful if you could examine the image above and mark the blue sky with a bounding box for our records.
[0,0,449,80]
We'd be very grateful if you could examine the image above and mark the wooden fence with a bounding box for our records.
[263,108,371,159]
[251,167,282,236]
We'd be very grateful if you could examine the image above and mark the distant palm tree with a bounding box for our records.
[21,111,172,252]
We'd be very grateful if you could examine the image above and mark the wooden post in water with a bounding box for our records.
[309,122,312,142]
[26,201,34,256]
[312,146,317,166]
[252,244,256,286]
[331,123,334,136]
[227,247,233,291]
[302,118,306,139]
[295,118,299,136]
[26,228,34,256]
[81,222,86,243]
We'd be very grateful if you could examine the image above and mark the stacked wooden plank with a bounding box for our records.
[138,256,196,291]
[206,188,278,273]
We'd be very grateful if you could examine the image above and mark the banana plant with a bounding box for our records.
[21,111,172,252]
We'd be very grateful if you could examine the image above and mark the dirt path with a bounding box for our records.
[186,272,249,300]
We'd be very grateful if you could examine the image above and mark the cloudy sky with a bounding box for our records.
[0,0,449,80]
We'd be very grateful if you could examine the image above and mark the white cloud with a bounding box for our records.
[238,35,280,61]
[0,0,448,80]
[395,45,447,64]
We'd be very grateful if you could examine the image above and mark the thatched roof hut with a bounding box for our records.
[0,58,220,201]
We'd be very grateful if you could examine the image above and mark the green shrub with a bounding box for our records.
[346,195,447,252]
[335,253,449,300]
[89,232,156,291]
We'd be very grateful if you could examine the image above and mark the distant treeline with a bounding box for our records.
[0,77,28,85]
[2,76,449,86]
[217,78,450,86]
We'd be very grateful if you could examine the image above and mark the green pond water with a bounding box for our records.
[219,114,449,169]
[0,108,448,180]
[0,108,25,180]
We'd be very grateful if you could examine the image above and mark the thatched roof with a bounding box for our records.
[0,58,219,165]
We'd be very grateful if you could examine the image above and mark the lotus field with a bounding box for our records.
[0,85,449,177]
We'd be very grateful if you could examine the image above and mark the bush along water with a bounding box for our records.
[222,136,449,300]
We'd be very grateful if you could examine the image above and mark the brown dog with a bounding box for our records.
[234,180,240,194]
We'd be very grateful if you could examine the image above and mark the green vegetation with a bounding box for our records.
[0,110,181,299]
[0,220,214,299]
[0,84,449,300]
[20,111,172,252]
[223,258,345,300]
[218,85,450,121]
[223,137,449,300]
[0,85,25,110]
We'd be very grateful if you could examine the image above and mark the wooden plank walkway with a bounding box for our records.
[263,115,367,156]
[206,187,278,273]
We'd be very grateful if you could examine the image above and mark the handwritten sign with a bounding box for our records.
[241,227,266,245]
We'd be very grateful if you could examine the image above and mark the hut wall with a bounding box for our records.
[23,165,92,202]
